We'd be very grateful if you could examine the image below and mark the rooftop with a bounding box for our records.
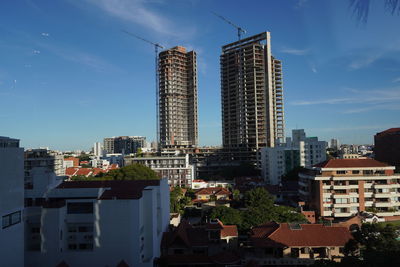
[56,179,161,200]
[376,128,400,136]
[251,222,352,248]
[313,158,389,168]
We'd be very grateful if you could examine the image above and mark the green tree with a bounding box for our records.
[232,189,241,201]
[343,223,400,266]
[239,187,306,231]
[244,187,274,208]
[105,163,159,180]
[209,206,242,226]
[170,187,190,214]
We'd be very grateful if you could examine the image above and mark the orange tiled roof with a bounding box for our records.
[65,167,79,176]
[76,168,92,176]
[251,222,352,247]
[195,187,231,196]
[377,128,400,135]
[313,158,389,168]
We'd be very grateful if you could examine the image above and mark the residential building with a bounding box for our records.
[24,179,170,267]
[160,219,238,265]
[221,32,284,165]
[194,187,231,202]
[191,179,234,189]
[158,46,198,149]
[93,142,103,158]
[261,146,300,185]
[63,157,79,168]
[90,158,110,169]
[103,136,146,154]
[330,139,339,150]
[247,222,352,265]
[289,130,327,168]
[24,148,65,189]
[0,137,24,267]
[125,154,194,187]
[261,129,327,185]
[299,158,400,218]
[374,128,400,169]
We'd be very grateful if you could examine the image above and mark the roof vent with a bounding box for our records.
[289,223,302,230]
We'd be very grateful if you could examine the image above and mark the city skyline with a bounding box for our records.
[1,0,400,150]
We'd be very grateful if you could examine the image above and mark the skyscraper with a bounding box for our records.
[158,46,198,149]
[221,32,284,163]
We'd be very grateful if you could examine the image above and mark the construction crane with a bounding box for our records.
[212,11,246,40]
[122,30,164,150]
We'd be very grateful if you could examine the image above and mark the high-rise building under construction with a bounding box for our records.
[221,32,284,163]
[158,46,198,149]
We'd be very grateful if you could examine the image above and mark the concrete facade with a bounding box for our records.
[0,136,24,267]
[158,46,198,149]
[299,159,400,219]
[103,136,146,155]
[125,154,194,187]
[24,179,170,267]
[221,32,284,165]
[261,129,326,184]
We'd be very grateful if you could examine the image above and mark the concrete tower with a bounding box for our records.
[158,46,198,149]
[221,32,284,163]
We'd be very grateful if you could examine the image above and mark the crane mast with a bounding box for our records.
[122,30,164,151]
[211,12,246,40]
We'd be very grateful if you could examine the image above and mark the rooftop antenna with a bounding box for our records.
[122,30,164,151]
[211,11,246,40]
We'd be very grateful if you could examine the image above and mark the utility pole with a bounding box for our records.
[211,11,246,40]
[122,30,164,151]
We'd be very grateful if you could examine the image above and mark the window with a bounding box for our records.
[336,170,346,175]
[27,224,41,251]
[67,202,93,214]
[352,170,360,174]
[291,248,300,258]
[2,211,21,229]
[335,198,348,204]
[67,223,94,251]
[350,197,358,203]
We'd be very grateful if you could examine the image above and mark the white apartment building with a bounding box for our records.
[24,178,170,267]
[0,136,24,267]
[191,179,234,189]
[125,154,194,187]
[25,148,65,188]
[261,129,327,185]
[93,142,103,158]
[90,158,110,169]
[299,158,400,218]
[261,146,299,185]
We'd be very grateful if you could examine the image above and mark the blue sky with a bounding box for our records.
[1,0,399,150]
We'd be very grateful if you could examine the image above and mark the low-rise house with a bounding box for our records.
[192,179,234,189]
[194,187,231,201]
[247,222,352,265]
[63,157,79,168]
[160,219,239,265]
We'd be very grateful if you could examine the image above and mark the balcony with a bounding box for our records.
[333,212,352,217]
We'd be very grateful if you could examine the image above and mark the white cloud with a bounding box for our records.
[41,32,50,37]
[311,124,396,132]
[348,53,382,70]
[291,87,400,114]
[295,0,309,8]
[35,41,119,72]
[33,50,41,54]
[83,0,194,38]
[280,47,309,56]
[392,77,400,83]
